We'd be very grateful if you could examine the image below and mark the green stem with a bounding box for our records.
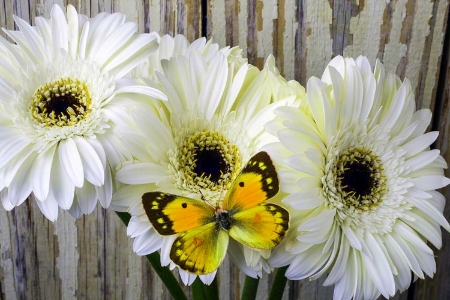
[115,212,187,300]
[191,276,219,300]
[191,278,206,300]
[204,277,219,299]
[241,276,259,300]
[268,266,289,300]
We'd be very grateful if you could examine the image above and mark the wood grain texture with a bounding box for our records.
[0,0,449,299]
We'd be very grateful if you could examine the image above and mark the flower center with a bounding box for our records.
[193,148,229,183]
[325,147,387,213]
[30,77,91,127]
[173,130,241,194]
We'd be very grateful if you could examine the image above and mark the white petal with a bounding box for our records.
[103,34,159,80]
[116,163,167,184]
[50,4,69,54]
[59,138,84,188]
[112,184,154,212]
[403,210,442,248]
[285,244,329,279]
[85,138,107,167]
[198,53,228,120]
[286,153,323,178]
[96,163,113,208]
[402,132,439,157]
[222,63,248,116]
[344,65,363,123]
[115,85,167,101]
[199,272,217,285]
[131,110,175,151]
[75,137,104,186]
[404,150,440,172]
[8,153,36,206]
[284,188,323,210]
[361,232,396,298]
[93,22,137,65]
[323,233,350,285]
[341,223,362,251]
[31,145,56,200]
[0,137,31,169]
[13,15,45,61]
[127,220,151,238]
[3,145,34,186]
[178,269,197,286]
[383,234,412,292]
[75,182,98,215]
[68,197,84,219]
[298,209,335,244]
[133,230,164,255]
[410,175,450,191]
[34,193,59,222]
[393,222,433,254]
[378,82,407,131]
[66,5,79,60]
[50,150,75,210]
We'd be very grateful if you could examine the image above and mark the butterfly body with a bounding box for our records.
[143,151,289,275]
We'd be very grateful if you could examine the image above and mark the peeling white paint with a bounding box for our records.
[305,0,333,79]
[423,0,449,109]
[257,0,277,61]
[126,239,143,299]
[404,0,434,103]
[344,1,387,66]
[238,0,248,55]
[55,211,79,300]
[383,0,408,73]
[283,0,296,80]
[149,0,161,34]
[210,0,227,47]
[0,208,17,300]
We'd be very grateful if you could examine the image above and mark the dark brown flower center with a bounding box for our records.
[31,77,91,127]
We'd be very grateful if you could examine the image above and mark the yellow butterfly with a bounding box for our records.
[142,151,289,275]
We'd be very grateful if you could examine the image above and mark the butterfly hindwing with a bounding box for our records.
[224,151,279,211]
[142,192,215,235]
[142,151,288,275]
[170,222,229,275]
[229,203,289,250]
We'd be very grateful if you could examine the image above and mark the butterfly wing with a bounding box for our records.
[229,203,289,250]
[142,192,215,235]
[223,151,279,211]
[170,223,229,275]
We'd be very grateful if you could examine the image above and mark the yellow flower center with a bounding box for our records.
[174,130,242,193]
[30,77,91,127]
[325,147,387,211]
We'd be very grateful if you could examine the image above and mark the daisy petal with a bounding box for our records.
[116,163,167,184]
[59,138,84,188]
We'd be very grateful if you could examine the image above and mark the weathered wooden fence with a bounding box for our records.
[0,0,449,299]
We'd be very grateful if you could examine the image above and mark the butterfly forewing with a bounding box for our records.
[142,192,215,235]
[223,151,279,211]
[229,203,289,250]
[170,223,229,275]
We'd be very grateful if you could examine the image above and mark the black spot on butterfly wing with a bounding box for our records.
[242,151,279,199]
[142,192,177,235]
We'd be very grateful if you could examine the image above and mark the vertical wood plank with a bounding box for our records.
[411,4,450,299]
[0,0,449,299]
[304,0,333,80]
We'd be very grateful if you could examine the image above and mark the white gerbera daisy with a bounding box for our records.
[0,4,165,221]
[111,38,302,285]
[133,33,244,81]
[266,56,450,299]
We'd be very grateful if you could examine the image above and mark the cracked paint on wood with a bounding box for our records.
[0,0,449,299]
